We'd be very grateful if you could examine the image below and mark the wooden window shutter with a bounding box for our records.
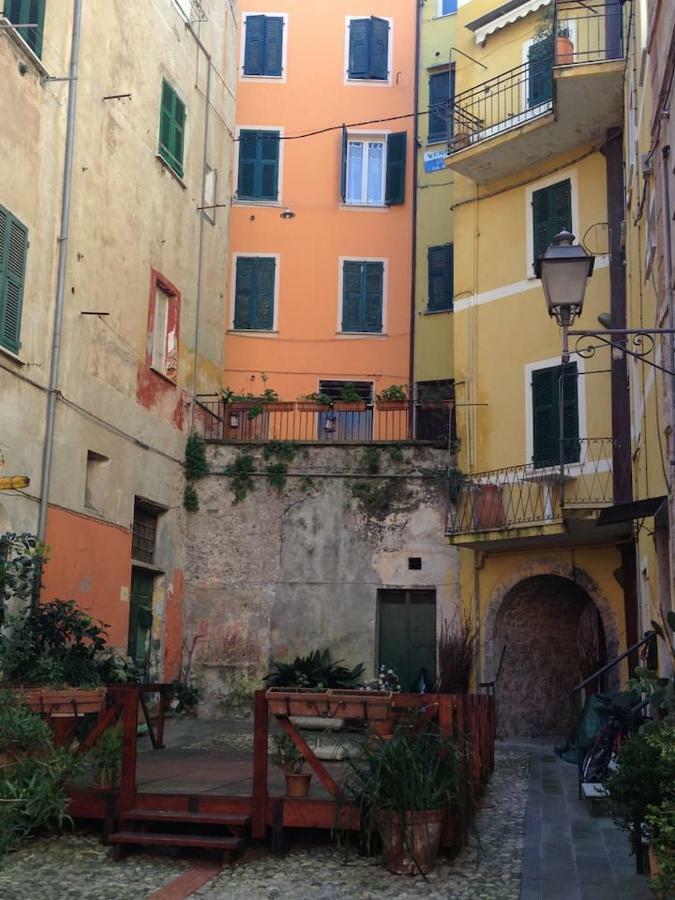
[348,18,370,79]
[260,132,280,201]
[427,244,453,311]
[234,257,254,329]
[369,17,389,80]
[172,94,186,177]
[528,37,554,107]
[254,258,276,330]
[363,262,383,332]
[342,261,363,332]
[0,206,28,354]
[6,0,45,58]
[532,179,572,266]
[237,130,258,198]
[243,15,265,75]
[159,81,185,178]
[561,363,580,463]
[385,132,407,206]
[532,367,557,467]
[263,17,284,76]
[428,71,450,143]
[340,126,348,203]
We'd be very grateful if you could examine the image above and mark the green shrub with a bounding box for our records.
[265,648,365,689]
[271,733,304,774]
[0,691,52,757]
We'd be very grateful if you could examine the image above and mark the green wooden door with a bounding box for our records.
[378,590,436,692]
[128,569,154,669]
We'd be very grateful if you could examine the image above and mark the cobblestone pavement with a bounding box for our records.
[0,750,528,900]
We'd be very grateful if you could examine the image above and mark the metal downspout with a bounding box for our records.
[661,143,675,612]
[408,0,421,440]
[36,0,83,602]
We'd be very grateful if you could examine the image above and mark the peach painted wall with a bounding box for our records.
[163,569,184,681]
[226,1,416,400]
[42,506,132,649]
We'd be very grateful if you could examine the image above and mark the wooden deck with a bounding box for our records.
[67,686,496,857]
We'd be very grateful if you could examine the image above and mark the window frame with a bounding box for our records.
[146,269,180,383]
[344,133,387,207]
[345,15,393,87]
[230,252,280,334]
[234,125,284,205]
[525,168,579,278]
[437,0,457,17]
[3,0,46,59]
[524,355,587,468]
[337,256,387,336]
[427,243,453,313]
[0,203,28,356]
[157,78,187,180]
[240,12,288,81]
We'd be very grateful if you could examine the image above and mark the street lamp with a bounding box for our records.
[536,230,595,363]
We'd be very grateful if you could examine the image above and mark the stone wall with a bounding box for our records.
[184,443,459,712]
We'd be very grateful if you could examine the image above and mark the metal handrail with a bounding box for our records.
[572,630,657,694]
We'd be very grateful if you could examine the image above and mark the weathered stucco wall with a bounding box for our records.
[185,444,460,711]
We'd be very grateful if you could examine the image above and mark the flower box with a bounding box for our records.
[263,402,295,412]
[266,689,394,721]
[376,401,408,411]
[333,401,367,412]
[296,402,332,413]
[16,687,107,717]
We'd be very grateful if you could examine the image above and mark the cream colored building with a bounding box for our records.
[0,0,237,677]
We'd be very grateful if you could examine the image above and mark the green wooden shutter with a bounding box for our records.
[339,126,348,202]
[363,262,383,332]
[263,16,283,76]
[561,363,580,463]
[348,18,369,79]
[532,179,572,267]
[427,244,453,311]
[159,81,185,178]
[234,257,254,329]
[369,17,389,80]
[6,0,45,57]
[385,132,407,206]
[172,93,185,177]
[528,37,554,107]
[254,258,275,330]
[243,15,264,75]
[342,261,363,332]
[237,130,258,198]
[0,206,28,354]
[260,132,280,201]
[428,71,450,143]
[532,367,557,467]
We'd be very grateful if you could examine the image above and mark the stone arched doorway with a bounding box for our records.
[492,574,611,738]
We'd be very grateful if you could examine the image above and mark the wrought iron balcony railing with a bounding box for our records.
[447,1,623,156]
[447,438,628,536]
[194,395,455,447]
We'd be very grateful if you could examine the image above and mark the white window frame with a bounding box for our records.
[337,256,388,337]
[525,167,579,279]
[344,131,388,208]
[229,252,280,335]
[151,285,171,375]
[524,354,588,468]
[344,16,393,87]
[203,165,217,225]
[240,12,288,83]
[232,124,284,207]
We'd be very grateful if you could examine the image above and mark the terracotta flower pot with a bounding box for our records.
[376,808,444,875]
[376,401,408,411]
[556,36,574,65]
[333,401,366,412]
[284,772,311,798]
[472,483,505,529]
[370,719,395,738]
[17,687,106,717]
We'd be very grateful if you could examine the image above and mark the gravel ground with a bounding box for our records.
[0,750,528,900]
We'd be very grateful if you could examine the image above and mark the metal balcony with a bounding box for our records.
[446,438,632,550]
[446,1,624,184]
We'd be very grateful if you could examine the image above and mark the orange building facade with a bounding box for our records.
[225,1,416,408]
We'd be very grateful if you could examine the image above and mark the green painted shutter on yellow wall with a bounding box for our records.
[5,0,45,57]
[159,80,186,178]
[532,179,572,266]
[532,363,579,467]
[0,205,28,354]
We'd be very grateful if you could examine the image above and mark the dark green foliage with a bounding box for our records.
[265,462,288,494]
[604,721,675,838]
[0,532,44,626]
[386,445,404,463]
[298,392,333,405]
[225,452,256,504]
[360,446,381,474]
[377,385,406,402]
[87,724,123,788]
[350,480,400,519]
[185,433,209,481]
[0,599,122,687]
[340,382,361,402]
[265,648,365,689]
[183,483,199,512]
[0,691,51,756]
[646,799,675,895]
[262,441,298,463]
[271,733,304,773]
[168,679,200,714]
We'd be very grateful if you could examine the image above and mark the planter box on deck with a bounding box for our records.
[16,687,107,717]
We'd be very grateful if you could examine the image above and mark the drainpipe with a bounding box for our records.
[36,0,83,604]
[603,128,639,667]
[408,0,421,440]
[187,23,213,428]
[661,142,675,614]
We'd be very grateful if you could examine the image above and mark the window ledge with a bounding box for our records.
[0,344,26,366]
[240,73,285,82]
[227,329,278,337]
[149,365,178,386]
[426,138,448,147]
[155,154,187,189]
[337,332,386,338]
[340,203,389,212]
[424,308,453,316]
[346,77,392,87]
[233,198,282,208]
[0,17,49,77]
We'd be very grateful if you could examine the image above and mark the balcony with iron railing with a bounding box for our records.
[446,1,624,184]
[194,395,455,447]
[446,438,632,549]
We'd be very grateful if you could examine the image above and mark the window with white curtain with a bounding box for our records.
[346,138,385,205]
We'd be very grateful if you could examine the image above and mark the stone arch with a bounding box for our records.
[484,560,621,738]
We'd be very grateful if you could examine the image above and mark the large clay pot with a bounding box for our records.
[376,808,444,875]
[472,483,505,529]
[284,772,312,798]
[556,36,575,65]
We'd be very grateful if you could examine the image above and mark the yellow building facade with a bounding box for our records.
[445,0,631,737]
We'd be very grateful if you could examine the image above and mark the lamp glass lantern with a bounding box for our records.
[535,230,595,326]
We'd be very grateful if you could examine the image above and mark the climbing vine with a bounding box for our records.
[225,453,256,504]
[349,479,402,519]
[183,433,209,511]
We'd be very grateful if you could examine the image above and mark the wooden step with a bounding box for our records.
[109,830,244,851]
[121,809,251,828]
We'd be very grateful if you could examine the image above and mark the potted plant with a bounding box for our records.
[345,725,460,875]
[334,383,367,412]
[296,392,333,412]
[376,385,408,411]
[436,614,479,694]
[265,648,366,716]
[88,724,123,790]
[471,482,505,529]
[0,690,52,767]
[272,732,312,798]
[535,5,574,66]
